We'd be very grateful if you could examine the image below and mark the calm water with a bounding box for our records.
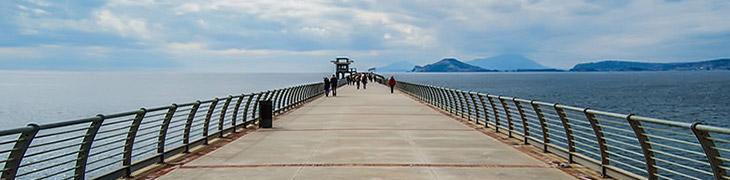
[0,71,328,129]
[387,71,730,128]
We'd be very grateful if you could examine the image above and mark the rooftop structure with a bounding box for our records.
[331,57,355,78]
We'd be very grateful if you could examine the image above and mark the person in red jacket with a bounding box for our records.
[388,76,396,94]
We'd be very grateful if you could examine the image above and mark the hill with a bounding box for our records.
[468,54,548,70]
[571,59,730,71]
[411,58,495,72]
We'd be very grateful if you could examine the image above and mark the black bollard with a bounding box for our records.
[259,100,272,128]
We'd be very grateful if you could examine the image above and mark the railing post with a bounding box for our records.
[241,95,254,126]
[251,92,264,121]
[412,85,421,99]
[455,91,464,118]
[303,85,311,100]
[487,95,500,132]
[158,104,177,163]
[513,98,530,144]
[183,102,200,153]
[281,88,289,109]
[626,114,657,179]
[467,92,476,122]
[690,122,725,180]
[420,85,429,103]
[585,109,610,178]
[530,101,549,152]
[270,89,281,113]
[435,87,445,109]
[554,104,575,163]
[458,91,467,118]
[477,94,489,128]
[291,86,300,106]
[471,92,482,124]
[74,115,104,180]
[440,88,449,111]
[1,124,40,180]
[419,84,427,102]
[304,85,312,101]
[203,98,219,145]
[279,88,289,111]
[218,96,232,136]
[499,97,514,137]
[294,85,303,106]
[122,109,145,176]
[419,85,427,101]
[273,89,282,112]
[427,86,437,105]
[446,89,456,113]
[231,95,244,132]
[286,86,296,109]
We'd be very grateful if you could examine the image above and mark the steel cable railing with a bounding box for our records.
[390,79,729,180]
[0,80,346,180]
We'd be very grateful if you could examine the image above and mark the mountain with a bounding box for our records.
[411,58,495,72]
[376,61,416,72]
[571,59,730,71]
[468,54,548,70]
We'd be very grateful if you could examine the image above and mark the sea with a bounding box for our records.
[385,71,730,128]
[0,71,329,129]
[2,71,728,129]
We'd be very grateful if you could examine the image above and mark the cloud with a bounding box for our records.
[94,10,153,39]
[1,0,729,71]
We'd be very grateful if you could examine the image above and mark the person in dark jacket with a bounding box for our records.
[388,76,396,94]
[356,74,361,89]
[323,77,331,97]
[330,75,338,96]
[361,75,368,89]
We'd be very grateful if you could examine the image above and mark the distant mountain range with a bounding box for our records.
[411,58,496,72]
[375,55,730,73]
[408,54,557,72]
[467,54,548,70]
[571,59,730,71]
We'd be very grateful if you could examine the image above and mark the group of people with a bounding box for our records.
[323,73,398,97]
[323,75,338,97]
[348,73,373,90]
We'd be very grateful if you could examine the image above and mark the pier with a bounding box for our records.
[154,84,576,179]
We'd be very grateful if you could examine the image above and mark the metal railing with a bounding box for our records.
[394,80,729,180]
[0,81,343,180]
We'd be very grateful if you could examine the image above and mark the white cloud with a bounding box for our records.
[175,3,201,15]
[94,10,153,39]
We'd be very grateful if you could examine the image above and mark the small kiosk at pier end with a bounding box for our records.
[331,57,356,79]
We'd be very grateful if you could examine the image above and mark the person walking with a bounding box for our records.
[330,75,338,96]
[361,75,368,89]
[388,76,396,94]
[356,75,361,89]
[323,77,331,97]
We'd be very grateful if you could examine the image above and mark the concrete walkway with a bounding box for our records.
[159,84,574,180]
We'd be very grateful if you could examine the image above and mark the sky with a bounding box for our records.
[1,0,729,72]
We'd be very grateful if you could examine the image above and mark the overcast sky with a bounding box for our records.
[1,0,729,72]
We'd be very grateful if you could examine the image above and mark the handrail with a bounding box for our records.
[390,79,729,180]
[0,80,345,180]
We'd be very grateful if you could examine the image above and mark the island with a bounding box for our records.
[571,59,730,71]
